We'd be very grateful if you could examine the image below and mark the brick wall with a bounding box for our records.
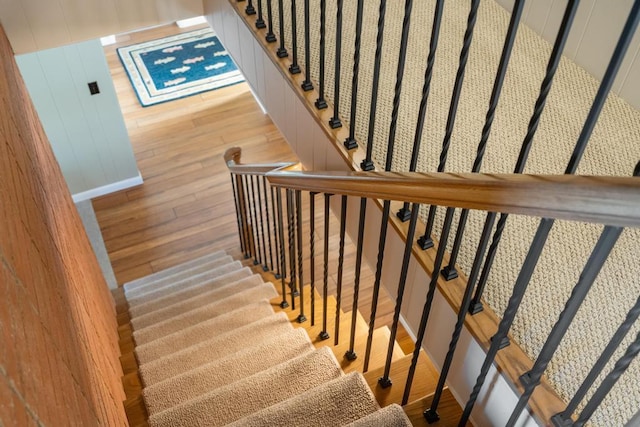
[0,25,127,426]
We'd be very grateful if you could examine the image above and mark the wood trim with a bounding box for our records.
[266,170,640,227]
[224,146,300,175]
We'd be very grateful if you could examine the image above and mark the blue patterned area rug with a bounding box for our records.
[117,28,244,107]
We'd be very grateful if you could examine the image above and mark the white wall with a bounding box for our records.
[203,0,539,425]
[16,39,141,201]
[495,0,640,109]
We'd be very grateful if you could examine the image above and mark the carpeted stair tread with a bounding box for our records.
[124,254,233,298]
[148,347,342,427]
[130,274,264,330]
[133,283,278,345]
[123,250,227,292]
[127,261,244,309]
[226,371,379,427]
[139,312,293,385]
[345,404,412,427]
[135,300,275,364]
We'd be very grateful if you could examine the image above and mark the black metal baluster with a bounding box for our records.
[255,0,266,28]
[246,0,256,15]
[507,225,623,426]
[315,0,328,109]
[262,177,275,272]
[230,174,246,256]
[275,188,289,308]
[346,197,367,360]
[250,175,266,267]
[289,0,301,74]
[343,0,365,150]
[301,0,313,90]
[573,330,640,427]
[286,189,297,309]
[265,0,277,42]
[295,190,306,323]
[397,0,444,221]
[378,202,420,388]
[417,0,480,250]
[243,175,259,262]
[329,0,344,128]
[319,193,332,340]
[276,0,288,57]
[255,175,269,271]
[361,0,387,171]
[441,0,525,279]
[271,186,282,278]
[309,192,317,325]
[334,195,348,345]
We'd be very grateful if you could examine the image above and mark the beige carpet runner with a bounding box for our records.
[123,251,412,426]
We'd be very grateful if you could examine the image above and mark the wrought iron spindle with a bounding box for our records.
[295,190,306,322]
[276,0,288,57]
[417,0,480,250]
[378,202,420,388]
[255,175,269,271]
[309,193,317,325]
[270,186,282,276]
[361,0,387,171]
[265,0,277,42]
[230,174,247,256]
[329,0,344,128]
[250,175,266,266]
[319,193,332,340]
[315,0,328,109]
[255,0,266,28]
[346,198,367,360]
[243,175,258,262]
[301,0,313,90]
[276,188,289,308]
[343,0,365,150]
[246,0,256,15]
[442,0,525,279]
[289,0,301,74]
[286,189,297,309]
[334,195,348,345]
[262,177,275,272]
[508,226,624,426]
[397,0,444,221]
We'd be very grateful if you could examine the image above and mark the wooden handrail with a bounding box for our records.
[224,147,301,175]
[266,170,640,227]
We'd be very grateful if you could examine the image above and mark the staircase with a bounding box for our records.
[114,250,465,426]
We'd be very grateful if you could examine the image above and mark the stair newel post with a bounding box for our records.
[265,0,277,42]
[442,0,525,280]
[343,0,365,150]
[295,190,306,323]
[319,193,332,340]
[378,202,420,389]
[334,195,348,345]
[242,175,258,262]
[250,175,266,267]
[245,0,256,15]
[286,189,298,308]
[255,0,266,28]
[261,176,275,272]
[397,0,444,222]
[315,0,328,109]
[346,197,367,361]
[276,0,288,57]
[360,0,387,171]
[229,173,247,257]
[275,188,289,308]
[301,0,313,91]
[417,0,480,250]
[309,192,317,326]
[255,175,269,271]
[328,0,344,129]
[288,0,301,74]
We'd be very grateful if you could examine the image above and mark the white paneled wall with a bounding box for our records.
[0,0,203,54]
[203,1,538,425]
[495,0,640,109]
[16,39,140,200]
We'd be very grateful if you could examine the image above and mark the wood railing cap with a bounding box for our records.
[223,147,300,175]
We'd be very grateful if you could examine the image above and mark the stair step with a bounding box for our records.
[128,265,249,315]
[226,371,379,427]
[403,389,469,427]
[148,347,342,427]
[142,328,314,415]
[135,300,275,364]
[123,250,228,295]
[138,312,293,385]
[130,274,264,329]
[133,282,277,345]
[345,404,412,427]
[363,350,440,407]
[123,250,227,292]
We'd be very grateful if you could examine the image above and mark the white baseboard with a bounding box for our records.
[177,16,208,28]
[72,172,143,202]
